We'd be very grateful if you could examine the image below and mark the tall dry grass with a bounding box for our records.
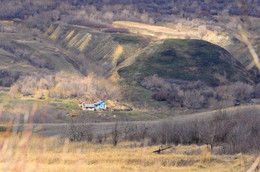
[0,133,255,172]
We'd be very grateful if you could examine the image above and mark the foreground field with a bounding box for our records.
[0,134,256,172]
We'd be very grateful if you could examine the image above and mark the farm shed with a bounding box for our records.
[85,104,95,111]
[94,101,107,110]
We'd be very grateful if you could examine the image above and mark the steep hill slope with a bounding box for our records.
[113,20,260,73]
[0,23,81,86]
[0,22,257,87]
[45,24,152,77]
[40,23,260,85]
[119,39,253,86]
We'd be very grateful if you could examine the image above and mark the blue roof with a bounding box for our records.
[95,101,105,105]
[85,104,95,108]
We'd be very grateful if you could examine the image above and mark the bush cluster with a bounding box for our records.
[141,75,254,109]
[67,109,260,154]
[11,72,121,101]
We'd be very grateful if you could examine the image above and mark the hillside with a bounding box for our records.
[0,20,258,114]
[0,2,260,171]
[45,23,152,77]
[0,23,81,86]
[113,20,260,73]
[45,22,259,84]
[1,21,257,86]
[119,39,253,86]
[118,39,257,109]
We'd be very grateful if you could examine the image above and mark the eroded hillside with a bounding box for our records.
[0,22,81,86]
[0,20,259,112]
[45,23,152,78]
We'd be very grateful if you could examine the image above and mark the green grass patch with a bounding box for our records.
[119,39,246,86]
[153,113,168,119]
[121,84,167,109]
[125,111,151,120]
[26,99,35,104]
[113,34,141,44]
[48,98,79,112]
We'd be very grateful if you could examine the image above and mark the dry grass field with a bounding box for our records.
[0,133,256,172]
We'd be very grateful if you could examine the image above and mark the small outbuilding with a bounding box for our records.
[85,104,95,111]
[94,101,107,110]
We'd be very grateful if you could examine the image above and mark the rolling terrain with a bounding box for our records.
[43,22,258,85]
[0,23,81,87]
[1,21,258,85]
[113,19,260,72]
[0,20,259,115]
[36,22,259,111]
[45,23,152,77]
[118,39,253,86]
[0,1,259,172]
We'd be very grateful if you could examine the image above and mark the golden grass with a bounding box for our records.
[65,30,75,40]
[78,34,92,52]
[75,33,88,47]
[67,34,80,48]
[112,45,123,65]
[49,26,61,40]
[239,25,260,70]
[0,20,14,25]
[44,24,54,36]
[109,71,120,83]
[0,133,255,172]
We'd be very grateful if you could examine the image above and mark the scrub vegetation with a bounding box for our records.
[0,0,260,171]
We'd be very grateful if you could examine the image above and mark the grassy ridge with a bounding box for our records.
[119,39,250,86]
[112,34,142,44]
[48,24,152,73]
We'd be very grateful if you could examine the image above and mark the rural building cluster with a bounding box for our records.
[78,100,133,112]
[80,100,107,111]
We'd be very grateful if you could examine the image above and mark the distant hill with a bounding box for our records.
[0,0,259,116]
[45,23,152,77]
[0,22,257,88]
[119,39,254,86]
[0,24,81,86]
[113,20,260,75]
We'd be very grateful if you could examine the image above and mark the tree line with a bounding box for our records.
[67,108,260,154]
[141,75,257,109]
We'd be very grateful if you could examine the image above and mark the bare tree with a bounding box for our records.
[67,118,93,142]
[112,121,120,146]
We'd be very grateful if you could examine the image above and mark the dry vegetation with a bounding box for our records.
[67,108,260,154]
[0,133,256,172]
[141,75,254,109]
[10,72,121,102]
[0,1,260,171]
